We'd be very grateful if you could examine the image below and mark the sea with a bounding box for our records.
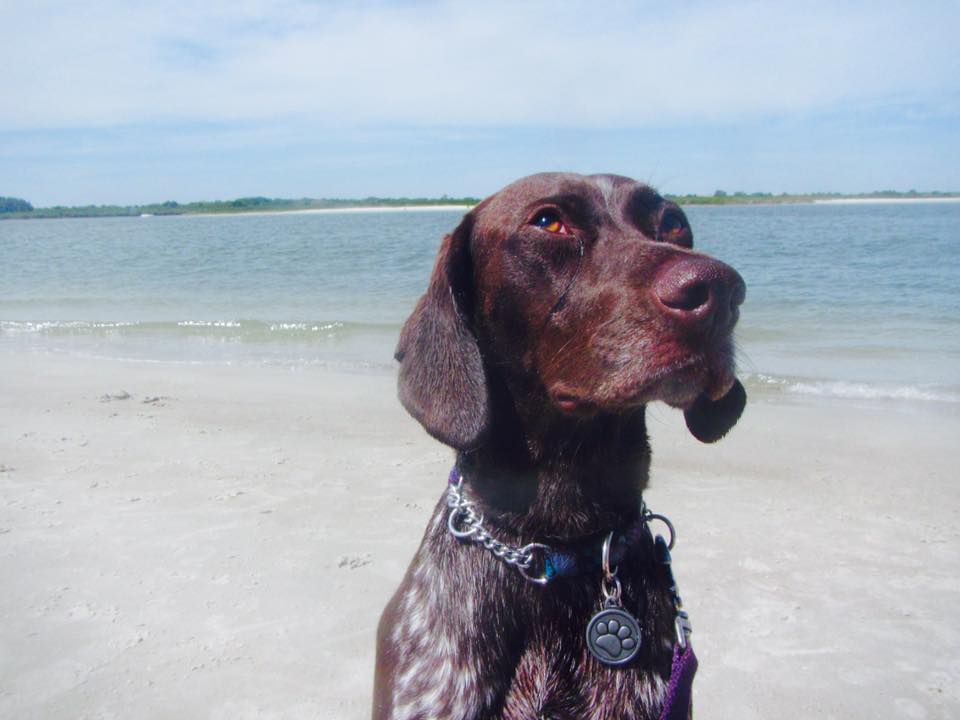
[2,202,958,406]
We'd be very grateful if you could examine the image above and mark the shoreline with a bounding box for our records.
[190,204,474,218]
[3,309,960,410]
[6,196,960,221]
[2,337,958,407]
[0,204,477,222]
[813,196,960,205]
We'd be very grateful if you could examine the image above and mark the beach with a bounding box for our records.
[6,0,959,715]
[1,351,957,719]
[1,202,958,717]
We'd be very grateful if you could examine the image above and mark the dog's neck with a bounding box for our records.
[458,372,650,540]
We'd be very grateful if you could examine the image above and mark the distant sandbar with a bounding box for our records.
[814,197,960,205]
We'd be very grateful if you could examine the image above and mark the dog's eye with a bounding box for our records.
[660,213,685,236]
[530,209,568,234]
[658,209,691,245]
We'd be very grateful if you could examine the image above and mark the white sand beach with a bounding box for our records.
[1,352,958,719]
[191,205,475,219]
[813,197,960,205]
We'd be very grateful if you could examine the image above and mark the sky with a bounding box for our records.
[1,0,958,206]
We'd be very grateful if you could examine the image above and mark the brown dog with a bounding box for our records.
[374,173,745,720]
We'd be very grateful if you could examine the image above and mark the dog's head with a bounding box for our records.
[395,172,746,450]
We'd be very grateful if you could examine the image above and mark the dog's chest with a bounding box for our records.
[498,629,670,720]
[387,587,671,720]
[383,509,677,720]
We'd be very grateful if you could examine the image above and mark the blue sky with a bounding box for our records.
[1,0,958,205]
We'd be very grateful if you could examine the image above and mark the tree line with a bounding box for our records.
[0,196,33,213]
[0,195,481,219]
[3,189,959,219]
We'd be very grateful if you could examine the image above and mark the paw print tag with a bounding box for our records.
[587,531,642,666]
[586,604,642,666]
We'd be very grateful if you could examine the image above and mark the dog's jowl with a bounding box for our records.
[374,173,746,720]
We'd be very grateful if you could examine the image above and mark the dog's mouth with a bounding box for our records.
[653,354,738,409]
[548,346,738,416]
[551,390,591,415]
[549,353,745,443]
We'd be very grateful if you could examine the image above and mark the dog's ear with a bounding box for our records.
[395,213,488,450]
[683,379,746,443]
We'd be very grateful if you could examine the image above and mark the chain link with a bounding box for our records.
[446,474,678,590]
[446,475,551,583]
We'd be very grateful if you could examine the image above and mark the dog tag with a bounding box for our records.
[586,602,642,666]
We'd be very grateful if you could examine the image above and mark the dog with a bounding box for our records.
[374,172,746,720]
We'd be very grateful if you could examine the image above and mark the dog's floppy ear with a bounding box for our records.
[395,213,488,450]
[683,379,746,443]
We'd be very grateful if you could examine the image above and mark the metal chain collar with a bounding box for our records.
[446,474,552,584]
[446,473,679,587]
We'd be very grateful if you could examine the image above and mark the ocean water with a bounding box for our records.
[2,202,958,405]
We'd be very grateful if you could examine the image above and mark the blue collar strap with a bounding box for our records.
[542,519,651,580]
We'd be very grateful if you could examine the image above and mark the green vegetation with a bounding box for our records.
[2,189,958,220]
[0,195,481,220]
[0,196,33,213]
[666,189,960,205]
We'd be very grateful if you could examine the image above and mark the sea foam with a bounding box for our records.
[748,373,959,404]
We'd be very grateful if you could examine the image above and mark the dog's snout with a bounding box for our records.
[652,255,745,335]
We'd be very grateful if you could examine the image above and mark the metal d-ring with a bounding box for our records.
[600,530,623,604]
[645,512,676,550]
[517,543,553,586]
[601,530,617,580]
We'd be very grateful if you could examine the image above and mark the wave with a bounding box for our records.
[0,318,393,342]
[746,373,960,404]
[0,318,400,372]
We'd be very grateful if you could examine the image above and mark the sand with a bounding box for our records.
[1,352,957,719]
[190,205,474,219]
[812,198,960,205]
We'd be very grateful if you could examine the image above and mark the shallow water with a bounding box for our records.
[2,202,958,403]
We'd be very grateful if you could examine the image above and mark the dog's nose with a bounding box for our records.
[652,255,745,335]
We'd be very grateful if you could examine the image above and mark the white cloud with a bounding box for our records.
[1,0,957,131]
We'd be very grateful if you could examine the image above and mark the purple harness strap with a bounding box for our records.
[659,643,698,720]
